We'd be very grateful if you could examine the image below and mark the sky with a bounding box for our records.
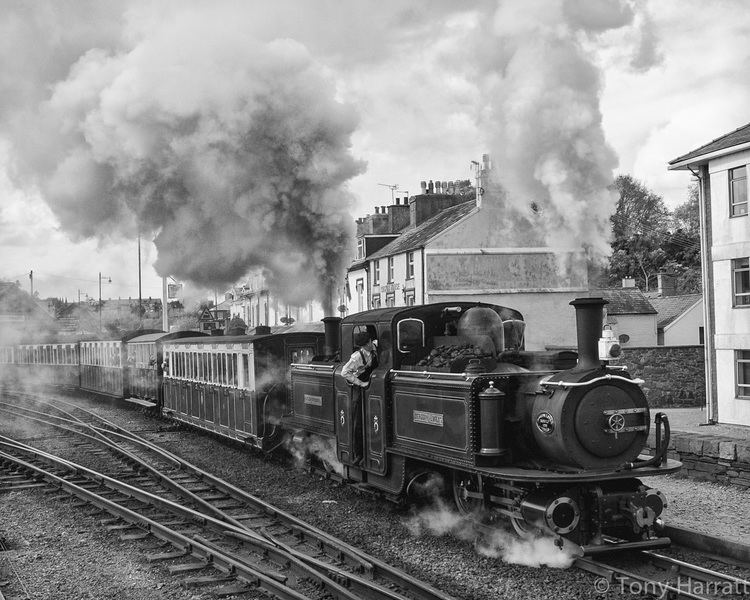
[0,0,748,307]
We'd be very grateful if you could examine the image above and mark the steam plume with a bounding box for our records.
[2,2,364,312]
[478,0,640,262]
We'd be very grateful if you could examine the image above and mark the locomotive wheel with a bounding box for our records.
[510,516,542,540]
[452,471,484,514]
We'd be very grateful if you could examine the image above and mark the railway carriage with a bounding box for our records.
[0,345,16,387]
[14,342,80,389]
[80,331,161,399]
[162,324,325,448]
[125,330,206,408]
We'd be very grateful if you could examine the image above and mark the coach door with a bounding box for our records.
[364,324,391,475]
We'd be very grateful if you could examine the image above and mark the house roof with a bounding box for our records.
[668,121,750,168]
[649,294,702,329]
[593,288,657,315]
[367,200,477,260]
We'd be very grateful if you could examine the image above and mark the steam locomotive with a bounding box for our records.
[0,298,680,554]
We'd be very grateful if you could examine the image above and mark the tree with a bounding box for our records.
[663,183,701,293]
[608,175,671,291]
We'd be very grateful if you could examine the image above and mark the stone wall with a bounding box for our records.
[646,430,750,489]
[613,345,705,408]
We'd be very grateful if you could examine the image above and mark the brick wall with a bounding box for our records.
[613,345,705,408]
[646,430,750,489]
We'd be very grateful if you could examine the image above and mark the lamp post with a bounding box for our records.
[99,272,111,332]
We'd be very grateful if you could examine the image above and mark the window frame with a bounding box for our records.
[736,350,750,399]
[387,256,394,283]
[730,165,748,218]
[732,257,750,307]
[373,260,380,285]
[406,251,415,279]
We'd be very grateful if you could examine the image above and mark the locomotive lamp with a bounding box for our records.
[598,325,622,361]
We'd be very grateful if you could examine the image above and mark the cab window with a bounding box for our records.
[397,318,424,352]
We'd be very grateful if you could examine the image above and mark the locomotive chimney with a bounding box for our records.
[570,297,607,371]
[322,316,341,358]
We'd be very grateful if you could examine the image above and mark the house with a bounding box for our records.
[226,269,323,329]
[596,286,658,347]
[668,121,750,425]
[650,294,704,346]
[344,157,590,350]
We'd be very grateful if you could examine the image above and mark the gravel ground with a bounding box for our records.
[1,393,749,600]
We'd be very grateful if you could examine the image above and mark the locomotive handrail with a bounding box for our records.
[540,374,645,388]
[291,363,336,372]
[391,369,473,381]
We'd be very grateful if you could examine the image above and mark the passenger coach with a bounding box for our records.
[162,324,325,449]
[80,330,161,399]
[15,342,80,388]
[126,330,206,408]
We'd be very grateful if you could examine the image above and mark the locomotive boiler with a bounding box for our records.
[288,298,680,553]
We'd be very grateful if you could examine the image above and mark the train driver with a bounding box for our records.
[341,330,378,466]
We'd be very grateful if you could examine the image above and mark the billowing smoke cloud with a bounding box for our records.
[2,2,364,313]
[475,0,642,262]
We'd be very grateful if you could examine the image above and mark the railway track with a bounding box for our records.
[3,390,750,600]
[0,391,456,600]
[576,550,750,599]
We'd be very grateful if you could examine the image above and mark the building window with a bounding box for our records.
[356,279,364,313]
[730,166,748,217]
[373,261,380,285]
[699,326,704,345]
[404,291,415,306]
[733,258,750,306]
[737,350,750,398]
[406,252,415,279]
[385,293,395,307]
[357,238,365,259]
[387,257,394,283]
[372,295,381,309]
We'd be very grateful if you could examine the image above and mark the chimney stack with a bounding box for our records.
[622,277,636,288]
[657,273,676,297]
[570,298,607,372]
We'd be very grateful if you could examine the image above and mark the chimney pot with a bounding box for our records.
[442,181,448,193]
[428,180,434,194]
[375,207,379,214]
[420,181,427,193]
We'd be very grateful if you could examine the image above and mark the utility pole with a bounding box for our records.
[99,272,111,333]
[138,234,143,326]
[162,276,168,332]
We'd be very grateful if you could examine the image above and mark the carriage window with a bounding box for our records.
[242,354,250,389]
[230,354,237,386]
[397,318,425,352]
[212,354,218,383]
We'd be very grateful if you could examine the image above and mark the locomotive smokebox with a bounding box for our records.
[322,316,342,358]
[570,297,608,371]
